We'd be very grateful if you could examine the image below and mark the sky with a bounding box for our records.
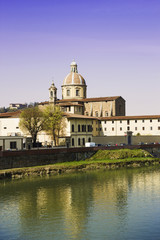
[0,0,160,115]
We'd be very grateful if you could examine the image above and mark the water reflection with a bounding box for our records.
[0,166,160,240]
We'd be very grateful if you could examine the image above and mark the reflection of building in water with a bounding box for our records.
[6,168,160,239]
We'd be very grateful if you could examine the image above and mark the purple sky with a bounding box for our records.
[0,0,160,115]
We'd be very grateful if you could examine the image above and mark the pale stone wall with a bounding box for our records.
[69,118,93,147]
[62,85,86,100]
[0,118,23,136]
[84,100,117,117]
[0,137,23,150]
[100,118,160,136]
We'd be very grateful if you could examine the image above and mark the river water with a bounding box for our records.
[0,166,160,240]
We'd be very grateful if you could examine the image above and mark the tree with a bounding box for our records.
[43,105,63,146]
[19,106,45,146]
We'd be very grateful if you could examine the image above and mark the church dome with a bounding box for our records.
[62,60,86,86]
[63,72,86,85]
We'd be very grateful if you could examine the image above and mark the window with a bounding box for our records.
[86,112,88,116]
[68,106,71,111]
[16,127,19,129]
[88,125,92,132]
[142,127,145,130]
[142,120,145,123]
[4,127,7,129]
[135,127,137,130]
[67,89,70,96]
[105,121,106,124]
[82,125,85,132]
[127,126,130,131]
[100,128,102,131]
[150,127,153,130]
[71,124,74,132]
[112,121,114,124]
[78,124,80,132]
[119,105,122,114]
[158,119,160,122]
[104,128,107,131]
[88,137,91,142]
[120,127,122,131]
[10,141,17,149]
[76,89,80,96]
[150,119,152,123]
[78,138,81,146]
[112,127,114,131]
[72,138,74,146]
[95,111,98,117]
[135,120,137,123]
[127,120,130,125]
[105,111,108,117]
[120,120,122,123]
[50,91,53,97]
[82,138,85,145]
[158,127,160,130]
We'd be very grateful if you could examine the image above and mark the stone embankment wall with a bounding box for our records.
[0,144,160,171]
[0,147,96,170]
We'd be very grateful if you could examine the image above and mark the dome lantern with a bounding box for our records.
[61,60,87,100]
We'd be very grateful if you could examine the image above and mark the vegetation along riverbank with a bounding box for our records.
[0,149,160,180]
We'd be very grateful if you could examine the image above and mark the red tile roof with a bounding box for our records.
[63,113,97,120]
[99,115,160,121]
[0,111,21,118]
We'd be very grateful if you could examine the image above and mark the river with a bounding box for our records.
[0,166,160,240]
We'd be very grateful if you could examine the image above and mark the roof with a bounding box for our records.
[99,115,160,121]
[63,113,97,120]
[83,96,122,102]
[62,72,86,85]
[57,102,84,107]
[57,96,122,103]
[0,111,21,118]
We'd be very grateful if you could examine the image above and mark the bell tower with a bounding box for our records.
[49,82,57,103]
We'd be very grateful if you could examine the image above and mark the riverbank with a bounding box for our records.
[0,149,159,179]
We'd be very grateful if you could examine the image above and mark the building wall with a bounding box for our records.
[84,101,115,117]
[62,85,86,100]
[0,137,23,150]
[69,118,93,147]
[115,97,125,116]
[93,135,160,145]
[100,118,160,136]
[0,118,22,136]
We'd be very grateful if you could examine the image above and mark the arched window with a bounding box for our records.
[72,138,74,146]
[78,124,81,132]
[72,124,74,132]
[50,91,53,97]
[78,138,81,146]
[82,138,85,146]
[67,89,70,96]
[76,89,80,96]
[88,137,91,142]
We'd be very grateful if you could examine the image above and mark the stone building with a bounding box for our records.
[39,60,126,118]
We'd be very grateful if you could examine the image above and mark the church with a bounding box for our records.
[39,60,126,118]
[38,60,126,146]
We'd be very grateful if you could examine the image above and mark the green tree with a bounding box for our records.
[19,106,45,146]
[44,105,63,146]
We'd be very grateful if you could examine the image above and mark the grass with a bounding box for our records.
[0,149,159,177]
